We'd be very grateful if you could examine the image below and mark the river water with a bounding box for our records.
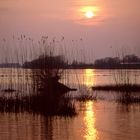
[0,69,140,140]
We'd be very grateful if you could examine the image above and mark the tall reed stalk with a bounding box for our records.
[0,35,77,116]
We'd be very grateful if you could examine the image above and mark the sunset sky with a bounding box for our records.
[0,0,140,60]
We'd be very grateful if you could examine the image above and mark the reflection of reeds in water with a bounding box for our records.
[118,92,140,104]
[0,94,77,116]
[76,94,97,102]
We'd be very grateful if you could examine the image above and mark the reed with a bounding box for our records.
[0,93,77,116]
[92,50,140,103]
[76,93,97,102]
[0,35,77,116]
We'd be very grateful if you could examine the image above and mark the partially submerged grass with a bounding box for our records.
[0,93,77,117]
[0,36,77,116]
[76,93,97,102]
[0,64,77,117]
[92,84,140,92]
[1,88,17,93]
[92,84,140,104]
[117,93,140,104]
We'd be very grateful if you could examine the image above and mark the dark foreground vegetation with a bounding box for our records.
[92,84,140,92]
[0,52,77,116]
[0,93,77,116]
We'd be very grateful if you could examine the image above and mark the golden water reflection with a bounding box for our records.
[84,69,96,87]
[84,101,98,140]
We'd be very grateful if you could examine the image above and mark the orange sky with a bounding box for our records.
[0,0,140,59]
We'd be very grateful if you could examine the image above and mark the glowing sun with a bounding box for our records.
[85,11,94,18]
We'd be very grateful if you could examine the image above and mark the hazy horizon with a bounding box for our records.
[0,0,140,60]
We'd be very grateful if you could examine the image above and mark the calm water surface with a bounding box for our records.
[0,69,140,140]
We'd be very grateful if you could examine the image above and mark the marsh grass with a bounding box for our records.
[0,35,77,116]
[0,93,77,116]
[92,70,140,103]
[92,84,140,92]
[92,51,140,103]
[117,92,140,104]
[76,93,97,101]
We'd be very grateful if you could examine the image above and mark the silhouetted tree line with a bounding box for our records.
[94,54,140,69]
[22,54,140,69]
[122,54,140,63]
[22,55,67,69]
[1,54,139,69]
[68,60,94,69]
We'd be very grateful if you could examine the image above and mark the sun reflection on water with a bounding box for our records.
[84,69,95,87]
[84,101,98,140]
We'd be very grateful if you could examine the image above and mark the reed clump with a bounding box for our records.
[29,54,75,94]
[92,54,140,103]
[76,94,97,101]
[0,35,77,116]
[92,84,140,92]
[117,92,140,104]
[0,93,77,116]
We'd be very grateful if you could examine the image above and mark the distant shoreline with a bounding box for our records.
[0,63,140,69]
[0,66,140,69]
